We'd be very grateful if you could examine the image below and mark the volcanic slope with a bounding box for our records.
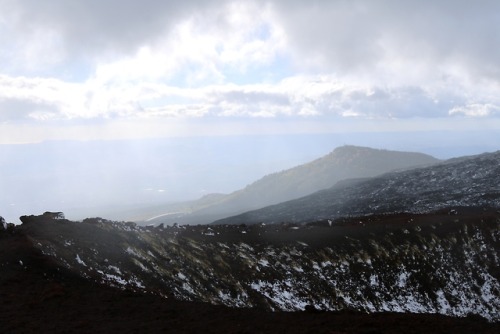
[214,150,500,225]
[1,219,498,333]
[146,145,438,225]
[7,205,500,325]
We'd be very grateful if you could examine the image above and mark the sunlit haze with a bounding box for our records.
[1,0,499,223]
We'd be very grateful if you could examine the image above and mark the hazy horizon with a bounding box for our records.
[1,1,500,222]
[1,131,499,224]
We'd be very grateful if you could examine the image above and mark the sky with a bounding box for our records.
[1,1,500,222]
[0,0,499,144]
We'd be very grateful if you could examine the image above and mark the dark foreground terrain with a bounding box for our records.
[1,212,499,333]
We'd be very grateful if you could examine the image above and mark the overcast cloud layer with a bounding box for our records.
[1,0,500,143]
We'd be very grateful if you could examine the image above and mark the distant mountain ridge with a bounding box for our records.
[147,145,439,225]
[214,150,500,225]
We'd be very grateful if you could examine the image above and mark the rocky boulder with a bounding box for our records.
[0,216,6,230]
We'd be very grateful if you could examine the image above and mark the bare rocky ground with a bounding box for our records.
[1,212,499,333]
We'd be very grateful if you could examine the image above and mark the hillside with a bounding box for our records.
[1,149,499,332]
[1,208,499,333]
[215,150,500,225]
[147,146,439,225]
[2,222,498,334]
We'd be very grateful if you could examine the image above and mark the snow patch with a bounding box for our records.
[75,254,87,267]
[108,265,122,275]
[370,274,378,287]
[435,289,451,314]
[397,271,409,288]
[258,259,269,267]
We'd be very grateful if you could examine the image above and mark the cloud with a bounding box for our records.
[3,1,500,82]
[0,75,92,120]
[3,1,500,87]
[1,0,213,56]
[272,0,500,83]
[1,73,489,124]
[0,97,58,121]
[1,0,285,82]
[1,0,500,143]
[449,103,500,117]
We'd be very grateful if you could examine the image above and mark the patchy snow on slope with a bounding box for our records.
[25,191,500,322]
[105,273,127,286]
[435,290,452,315]
[397,270,409,288]
[75,254,87,267]
[258,259,269,267]
[108,265,122,275]
[125,246,146,260]
[251,279,309,311]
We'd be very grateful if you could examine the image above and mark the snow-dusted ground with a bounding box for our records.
[25,212,500,322]
[19,151,500,321]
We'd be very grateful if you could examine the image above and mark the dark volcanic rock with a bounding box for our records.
[1,213,499,333]
[12,208,500,322]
